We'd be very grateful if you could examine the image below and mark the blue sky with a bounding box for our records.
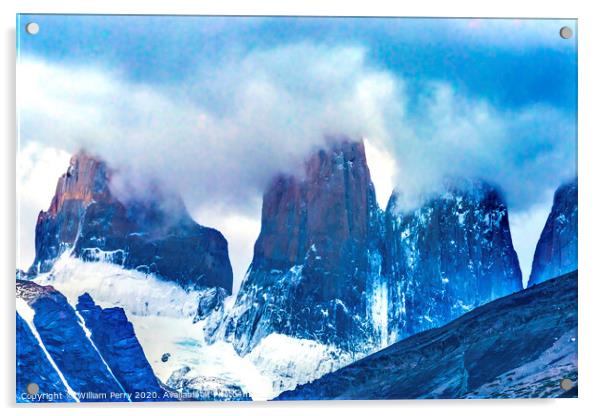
[19,15,577,111]
[17,15,577,288]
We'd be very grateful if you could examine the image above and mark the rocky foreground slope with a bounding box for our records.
[277,270,578,400]
[16,280,168,402]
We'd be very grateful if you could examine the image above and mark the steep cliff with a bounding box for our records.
[75,293,167,399]
[16,312,76,402]
[29,152,233,293]
[17,280,132,401]
[218,139,384,354]
[528,178,578,287]
[383,180,523,342]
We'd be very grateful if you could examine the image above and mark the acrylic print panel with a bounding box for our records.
[16,14,577,403]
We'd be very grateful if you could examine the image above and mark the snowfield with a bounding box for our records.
[34,253,202,318]
[33,255,354,400]
[248,333,354,397]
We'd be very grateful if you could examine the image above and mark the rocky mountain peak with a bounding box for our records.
[382,178,523,342]
[219,137,384,354]
[253,138,379,274]
[30,151,233,294]
[528,178,578,287]
[46,151,112,217]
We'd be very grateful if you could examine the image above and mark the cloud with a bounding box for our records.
[374,81,576,210]
[17,42,576,280]
[17,142,71,270]
[18,42,576,212]
[18,45,401,212]
[16,44,401,278]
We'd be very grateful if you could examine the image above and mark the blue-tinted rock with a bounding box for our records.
[276,270,578,400]
[16,312,75,403]
[75,292,169,401]
[16,280,128,402]
[528,178,578,287]
[383,180,523,342]
[195,286,228,321]
[29,152,233,293]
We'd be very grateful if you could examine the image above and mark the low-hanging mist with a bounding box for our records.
[17,42,576,285]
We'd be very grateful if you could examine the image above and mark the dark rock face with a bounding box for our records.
[219,139,384,354]
[16,280,171,402]
[16,280,128,402]
[218,140,525,357]
[30,152,233,293]
[196,287,229,321]
[528,178,578,287]
[31,153,108,274]
[383,181,523,342]
[276,270,578,400]
[75,293,167,401]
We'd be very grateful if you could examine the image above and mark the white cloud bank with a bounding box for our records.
[17,43,576,285]
[18,45,400,211]
[17,142,71,270]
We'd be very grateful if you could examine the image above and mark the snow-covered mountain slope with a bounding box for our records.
[31,256,249,398]
[528,178,577,287]
[16,279,168,402]
[34,253,205,318]
[31,255,344,400]
[30,151,233,294]
[276,270,578,400]
[153,334,353,401]
[247,334,354,396]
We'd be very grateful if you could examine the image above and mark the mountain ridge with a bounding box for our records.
[16,279,170,402]
[214,138,525,359]
[276,270,578,400]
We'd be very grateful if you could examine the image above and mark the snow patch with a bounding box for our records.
[34,254,203,318]
[247,333,354,399]
[129,311,273,400]
[32,255,356,401]
[369,280,388,348]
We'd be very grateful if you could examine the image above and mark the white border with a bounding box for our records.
[2,1,601,415]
